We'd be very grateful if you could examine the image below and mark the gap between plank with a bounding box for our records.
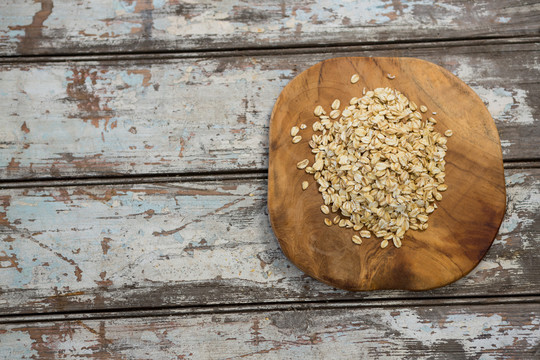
[0,169,269,189]
[0,35,538,64]
[0,161,538,189]
[0,294,537,325]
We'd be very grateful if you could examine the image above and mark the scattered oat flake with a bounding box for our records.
[360,230,371,238]
[297,159,309,169]
[300,123,307,130]
[330,109,341,119]
[445,129,453,137]
[387,74,395,79]
[290,126,299,137]
[351,74,360,84]
[302,181,309,190]
[292,135,302,143]
[437,184,448,191]
[324,218,333,226]
[352,235,363,245]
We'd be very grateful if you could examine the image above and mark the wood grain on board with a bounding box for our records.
[268,56,506,291]
[1,0,539,56]
[0,168,537,315]
[1,41,539,180]
[1,303,538,359]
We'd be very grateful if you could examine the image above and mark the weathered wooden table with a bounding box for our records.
[0,1,539,358]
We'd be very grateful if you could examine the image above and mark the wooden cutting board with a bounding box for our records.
[268,57,506,291]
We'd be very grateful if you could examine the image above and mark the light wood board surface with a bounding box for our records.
[1,302,538,359]
[1,41,539,180]
[1,0,538,56]
[0,168,536,315]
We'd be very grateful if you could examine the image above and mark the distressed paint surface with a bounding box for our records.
[0,1,538,357]
[1,0,539,55]
[0,169,537,315]
[0,303,538,359]
[1,42,539,180]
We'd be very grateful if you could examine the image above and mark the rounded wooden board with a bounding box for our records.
[268,57,507,291]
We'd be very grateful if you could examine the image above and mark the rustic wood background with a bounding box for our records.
[0,0,539,358]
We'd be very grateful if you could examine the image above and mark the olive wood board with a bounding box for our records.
[268,57,507,291]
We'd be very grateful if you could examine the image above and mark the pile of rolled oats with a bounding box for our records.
[291,86,452,249]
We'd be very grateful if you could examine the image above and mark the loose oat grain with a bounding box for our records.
[297,159,309,169]
[352,235,363,245]
[360,230,371,238]
[314,105,324,116]
[330,110,341,119]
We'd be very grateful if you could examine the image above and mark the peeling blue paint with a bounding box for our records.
[120,71,146,88]
[506,173,526,185]
[153,0,167,9]
[152,17,170,32]
[494,88,512,97]
[173,232,184,243]
[114,0,136,13]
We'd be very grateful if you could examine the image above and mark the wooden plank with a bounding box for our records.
[2,296,538,323]
[0,168,537,315]
[1,0,539,56]
[1,303,538,358]
[1,41,539,180]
